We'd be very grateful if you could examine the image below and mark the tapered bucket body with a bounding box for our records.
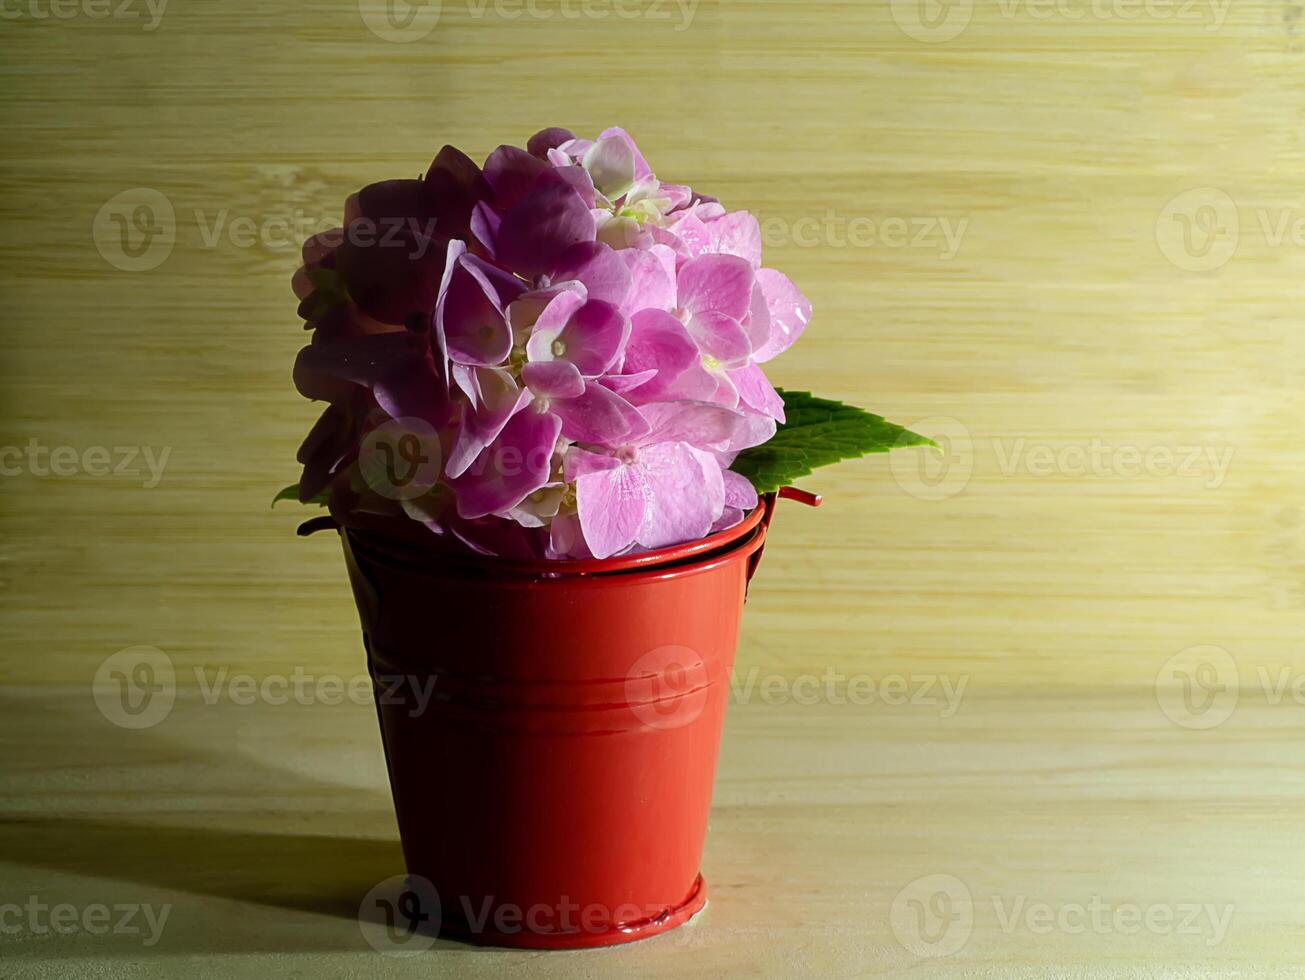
[340,507,770,949]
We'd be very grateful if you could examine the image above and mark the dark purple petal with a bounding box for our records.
[483,144,548,211]
[424,144,490,240]
[496,170,595,280]
[527,127,577,159]
[335,228,448,325]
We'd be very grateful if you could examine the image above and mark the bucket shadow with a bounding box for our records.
[0,689,415,955]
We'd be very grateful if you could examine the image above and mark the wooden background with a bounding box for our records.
[2,1,1305,974]
[1,1,1302,689]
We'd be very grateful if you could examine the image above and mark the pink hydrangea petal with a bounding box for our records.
[686,310,752,366]
[526,289,587,354]
[522,360,585,399]
[554,300,630,376]
[751,268,811,363]
[462,253,526,309]
[621,245,676,313]
[550,241,632,307]
[576,462,646,559]
[564,447,622,481]
[451,408,561,519]
[727,361,786,423]
[440,259,513,367]
[638,401,744,450]
[600,368,656,394]
[547,509,591,559]
[621,309,701,403]
[496,170,595,280]
[742,281,772,353]
[723,469,759,510]
[550,383,645,445]
[677,253,755,322]
[668,211,711,260]
[446,369,532,479]
[650,359,721,404]
[635,443,724,550]
[709,506,744,535]
[706,211,763,267]
[551,165,597,209]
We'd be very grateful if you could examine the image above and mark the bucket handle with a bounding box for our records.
[747,486,822,594]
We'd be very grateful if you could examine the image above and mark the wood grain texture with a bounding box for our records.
[1,0,1303,972]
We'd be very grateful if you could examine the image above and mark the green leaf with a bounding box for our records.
[729,389,939,494]
[272,483,330,508]
[301,267,350,322]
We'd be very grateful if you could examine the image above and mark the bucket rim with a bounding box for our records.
[345,510,769,587]
[344,494,773,579]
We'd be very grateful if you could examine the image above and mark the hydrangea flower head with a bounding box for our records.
[291,127,810,559]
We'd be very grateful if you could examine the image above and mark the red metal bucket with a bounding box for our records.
[338,496,797,949]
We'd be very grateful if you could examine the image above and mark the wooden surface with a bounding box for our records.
[2,0,1304,974]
